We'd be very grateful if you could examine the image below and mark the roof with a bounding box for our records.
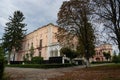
[26,23,59,36]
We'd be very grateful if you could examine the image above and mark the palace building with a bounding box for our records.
[10,23,112,61]
[11,23,61,61]
[92,44,112,61]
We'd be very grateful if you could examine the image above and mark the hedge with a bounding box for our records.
[0,45,4,80]
[0,57,4,80]
[91,61,112,64]
[6,63,76,69]
[31,57,43,64]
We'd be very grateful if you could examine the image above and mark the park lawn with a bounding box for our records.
[49,64,120,80]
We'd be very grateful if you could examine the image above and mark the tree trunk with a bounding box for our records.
[69,58,72,64]
[8,52,11,65]
[85,58,90,68]
[13,51,16,61]
[13,52,16,61]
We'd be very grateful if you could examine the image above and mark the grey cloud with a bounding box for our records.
[0,0,68,39]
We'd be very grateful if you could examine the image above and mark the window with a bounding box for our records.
[50,50,54,57]
[31,42,33,46]
[54,49,58,56]
[28,43,29,49]
[39,39,42,49]
[39,51,41,57]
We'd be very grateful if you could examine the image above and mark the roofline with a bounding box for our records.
[25,23,59,36]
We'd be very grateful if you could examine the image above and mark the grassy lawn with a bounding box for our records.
[49,63,120,80]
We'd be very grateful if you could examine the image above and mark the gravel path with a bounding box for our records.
[5,66,84,80]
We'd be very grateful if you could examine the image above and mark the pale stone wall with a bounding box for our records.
[91,44,112,62]
[15,24,112,62]
[16,24,61,61]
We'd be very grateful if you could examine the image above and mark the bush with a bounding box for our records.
[0,57,4,80]
[91,61,112,64]
[6,63,76,69]
[10,61,23,64]
[0,46,4,80]
[49,57,62,64]
[112,54,120,63]
[60,47,78,60]
[31,56,43,64]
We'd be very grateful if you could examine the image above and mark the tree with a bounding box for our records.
[112,52,120,63]
[29,43,34,60]
[56,27,76,48]
[93,0,120,51]
[3,11,26,62]
[57,0,95,67]
[60,47,78,63]
[0,44,4,80]
[103,52,111,61]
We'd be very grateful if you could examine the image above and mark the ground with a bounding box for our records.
[49,64,120,80]
[5,65,84,80]
[5,64,120,80]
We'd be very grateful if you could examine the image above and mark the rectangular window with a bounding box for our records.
[39,39,42,49]
[39,51,41,57]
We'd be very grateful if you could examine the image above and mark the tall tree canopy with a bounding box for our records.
[60,47,78,61]
[93,0,120,51]
[103,51,111,61]
[3,10,26,61]
[57,0,95,65]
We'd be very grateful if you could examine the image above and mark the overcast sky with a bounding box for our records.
[0,0,69,39]
[0,0,119,53]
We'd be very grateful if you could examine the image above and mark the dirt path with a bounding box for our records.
[5,66,84,80]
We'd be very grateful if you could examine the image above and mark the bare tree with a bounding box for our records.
[93,0,120,51]
[57,0,96,67]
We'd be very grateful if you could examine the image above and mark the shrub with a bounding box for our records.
[91,61,112,64]
[103,52,111,61]
[10,61,23,64]
[0,46,4,80]
[23,53,30,62]
[6,63,76,69]
[31,56,43,64]
[112,54,120,63]
[60,47,78,60]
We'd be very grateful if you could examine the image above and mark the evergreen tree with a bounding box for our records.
[3,11,26,62]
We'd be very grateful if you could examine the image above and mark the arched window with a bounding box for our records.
[54,49,58,56]
[50,50,54,57]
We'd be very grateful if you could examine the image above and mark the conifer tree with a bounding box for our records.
[3,11,26,62]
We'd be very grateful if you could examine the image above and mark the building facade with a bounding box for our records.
[11,23,112,61]
[12,23,61,61]
[92,44,112,61]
